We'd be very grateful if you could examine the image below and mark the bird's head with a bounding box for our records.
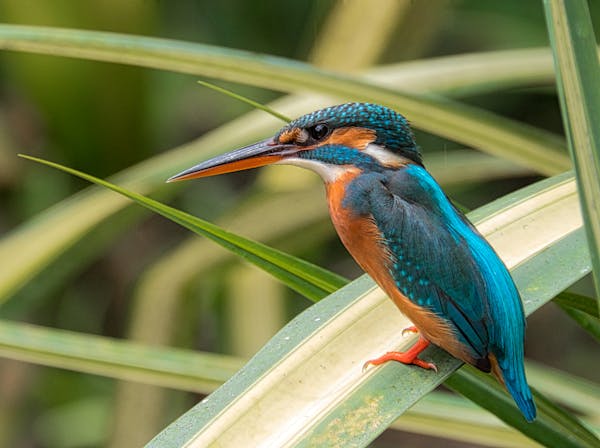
[168,103,422,183]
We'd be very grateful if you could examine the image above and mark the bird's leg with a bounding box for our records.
[363,331,437,372]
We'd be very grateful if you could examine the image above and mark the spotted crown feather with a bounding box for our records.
[277,103,423,165]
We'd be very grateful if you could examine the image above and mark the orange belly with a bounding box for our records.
[326,174,473,364]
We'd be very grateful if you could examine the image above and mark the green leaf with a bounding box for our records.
[196,79,290,123]
[394,392,540,448]
[19,155,347,302]
[17,160,594,447]
[446,366,600,448]
[3,317,597,448]
[526,360,600,418]
[0,24,569,174]
[554,292,600,342]
[148,172,595,448]
[555,301,600,342]
[544,0,600,314]
[0,102,293,305]
[0,319,242,393]
[13,157,587,448]
[554,292,599,318]
[370,48,556,97]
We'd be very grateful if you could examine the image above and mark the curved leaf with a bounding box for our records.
[544,0,600,314]
[554,292,599,318]
[552,293,599,342]
[19,155,347,301]
[0,319,242,393]
[148,172,595,447]
[0,24,568,174]
[526,360,600,418]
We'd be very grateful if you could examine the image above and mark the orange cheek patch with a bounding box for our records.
[324,127,376,150]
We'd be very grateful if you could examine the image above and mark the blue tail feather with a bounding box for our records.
[500,358,537,421]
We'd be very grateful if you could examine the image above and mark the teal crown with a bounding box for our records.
[278,102,422,165]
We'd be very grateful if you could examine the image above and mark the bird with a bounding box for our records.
[168,102,537,421]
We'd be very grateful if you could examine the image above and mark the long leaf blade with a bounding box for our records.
[19,155,347,301]
[148,172,596,448]
[544,0,600,314]
[554,293,600,342]
[554,292,599,318]
[0,24,569,174]
[196,80,290,123]
[4,318,597,448]
[1,164,596,446]
[0,319,242,393]
[526,360,600,418]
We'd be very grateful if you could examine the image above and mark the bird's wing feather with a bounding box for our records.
[343,165,524,368]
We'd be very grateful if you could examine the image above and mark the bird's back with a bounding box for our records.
[328,163,536,421]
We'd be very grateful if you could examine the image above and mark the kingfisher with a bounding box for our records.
[168,102,536,421]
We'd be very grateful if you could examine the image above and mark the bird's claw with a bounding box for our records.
[412,358,438,372]
[401,325,419,337]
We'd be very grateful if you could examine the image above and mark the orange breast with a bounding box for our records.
[326,174,473,364]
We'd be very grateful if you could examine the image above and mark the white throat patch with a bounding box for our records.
[277,143,409,183]
[276,157,348,183]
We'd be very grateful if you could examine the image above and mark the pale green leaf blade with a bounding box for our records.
[148,172,595,448]
[527,360,600,418]
[0,24,569,174]
[0,319,242,393]
[544,0,600,313]
[3,318,597,448]
[19,155,348,300]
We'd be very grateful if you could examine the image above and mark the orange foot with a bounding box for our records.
[363,335,437,372]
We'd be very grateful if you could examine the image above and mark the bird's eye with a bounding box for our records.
[308,124,329,141]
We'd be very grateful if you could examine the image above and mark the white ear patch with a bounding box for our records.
[276,157,348,183]
[363,143,407,167]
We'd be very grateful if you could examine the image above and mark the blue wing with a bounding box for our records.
[343,164,525,371]
[344,163,535,420]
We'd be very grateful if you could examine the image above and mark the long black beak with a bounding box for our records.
[167,137,295,182]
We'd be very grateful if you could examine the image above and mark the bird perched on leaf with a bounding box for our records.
[168,102,536,421]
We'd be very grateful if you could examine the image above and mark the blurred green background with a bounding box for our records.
[0,1,599,447]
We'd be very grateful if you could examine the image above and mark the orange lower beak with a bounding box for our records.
[167,138,294,182]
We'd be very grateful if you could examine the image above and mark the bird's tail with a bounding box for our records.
[490,353,537,422]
